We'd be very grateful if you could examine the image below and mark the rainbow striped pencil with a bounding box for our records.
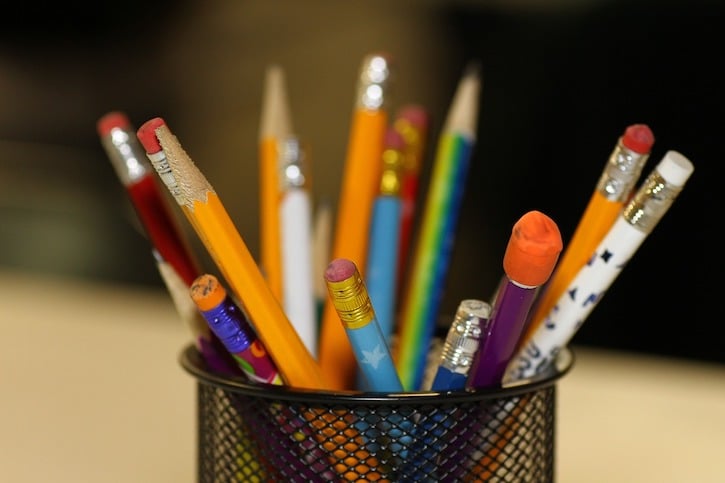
[396,62,482,391]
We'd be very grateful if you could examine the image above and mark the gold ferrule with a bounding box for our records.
[595,139,649,202]
[394,118,422,173]
[326,269,375,330]
[623,170,683,234]
[355,53,392,111]
[379,146,404,196]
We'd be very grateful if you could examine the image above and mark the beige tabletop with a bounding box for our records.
[2,270,723,483]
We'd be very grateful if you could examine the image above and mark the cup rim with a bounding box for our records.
[179,344,574,404]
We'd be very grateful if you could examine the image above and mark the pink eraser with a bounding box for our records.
[97,111,130,137]
[137,117,167,154]
[622,124,655,154]
[384,126,406,151]
[324,258,356,283]
[396,104,429,131]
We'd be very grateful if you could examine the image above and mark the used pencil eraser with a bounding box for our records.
[622,124,655,154]
[503,210,563,287]
[97,111,131,137]
[137,117,167,154]
[324,258,356,283]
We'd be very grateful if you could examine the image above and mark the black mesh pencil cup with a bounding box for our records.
[181,345,572,483]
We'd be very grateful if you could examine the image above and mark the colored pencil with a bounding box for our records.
[318,52,394,390]
[396,62,482,391]
[278,136,317,357]
[259,64,292,302]
[467,210,562,389]
[393,105,430,298]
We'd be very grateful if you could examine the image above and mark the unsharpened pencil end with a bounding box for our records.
[324,258,356,283]
[190,274,227,312]
[622,124,655,154]
[97,111,130,137]
[137,117,167,154]
[504,210,563,287]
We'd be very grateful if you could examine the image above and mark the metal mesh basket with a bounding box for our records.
[180,345,573,483]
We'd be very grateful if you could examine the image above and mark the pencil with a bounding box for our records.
[395,62,482,391]
[520,123,654,348]
[278,137,317,357]
[325,258,402,392]
[393,105,429,298]
[466,210,563,389]
[259,64,292,302]
[137,117,328,391]
[97,111,202,286]
[365,126,406,347]
[153,250,238,375]
[318,52,393,390]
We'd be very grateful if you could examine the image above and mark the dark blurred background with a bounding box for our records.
[0,1,718,363]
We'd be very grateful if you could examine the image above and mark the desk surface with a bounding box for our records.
[2,270,723,483]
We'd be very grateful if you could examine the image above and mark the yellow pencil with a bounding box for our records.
[520,123,654,346]
[318,52,393,390]
[137,117,328,391]
[259,64,292,303]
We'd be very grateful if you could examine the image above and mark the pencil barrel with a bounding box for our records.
[181,344,572,482]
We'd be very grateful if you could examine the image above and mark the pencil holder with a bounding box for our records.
[180,344,573,483]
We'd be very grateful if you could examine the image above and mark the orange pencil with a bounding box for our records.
[137,117,327,391]
[259,64,293,302]
[318,52,393,390]
[520,124,654,347]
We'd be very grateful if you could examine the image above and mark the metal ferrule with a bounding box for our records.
[439,300,491,373]
[146,150,184,205]
[326,269,375,330]
[278,136,307,190]
[394,118,423,174]
[356,54,392,111]
[622,170,684,234]
[379,145,404,196]
[594,139,649,202]
[101,127,149,186]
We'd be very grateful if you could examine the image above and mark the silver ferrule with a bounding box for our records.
[622,169,684,234]
[439,299,491,373]
[146,150,184,205]
[101,127,150,186]
[278,136,307,190]
[595,139,649,202]
[356,53,392,111]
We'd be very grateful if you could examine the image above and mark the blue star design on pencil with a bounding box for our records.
[361,344,387,370]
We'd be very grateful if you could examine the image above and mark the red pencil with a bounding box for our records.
[393,105,429,297]
[97,111,202,286]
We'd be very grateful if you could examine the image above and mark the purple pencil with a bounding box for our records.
[190,274,336,480]
[467,210,563,389]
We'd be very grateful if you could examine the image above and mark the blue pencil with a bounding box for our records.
[325,258,402,392]
[325,257,413,472]
[430,299,491,391]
